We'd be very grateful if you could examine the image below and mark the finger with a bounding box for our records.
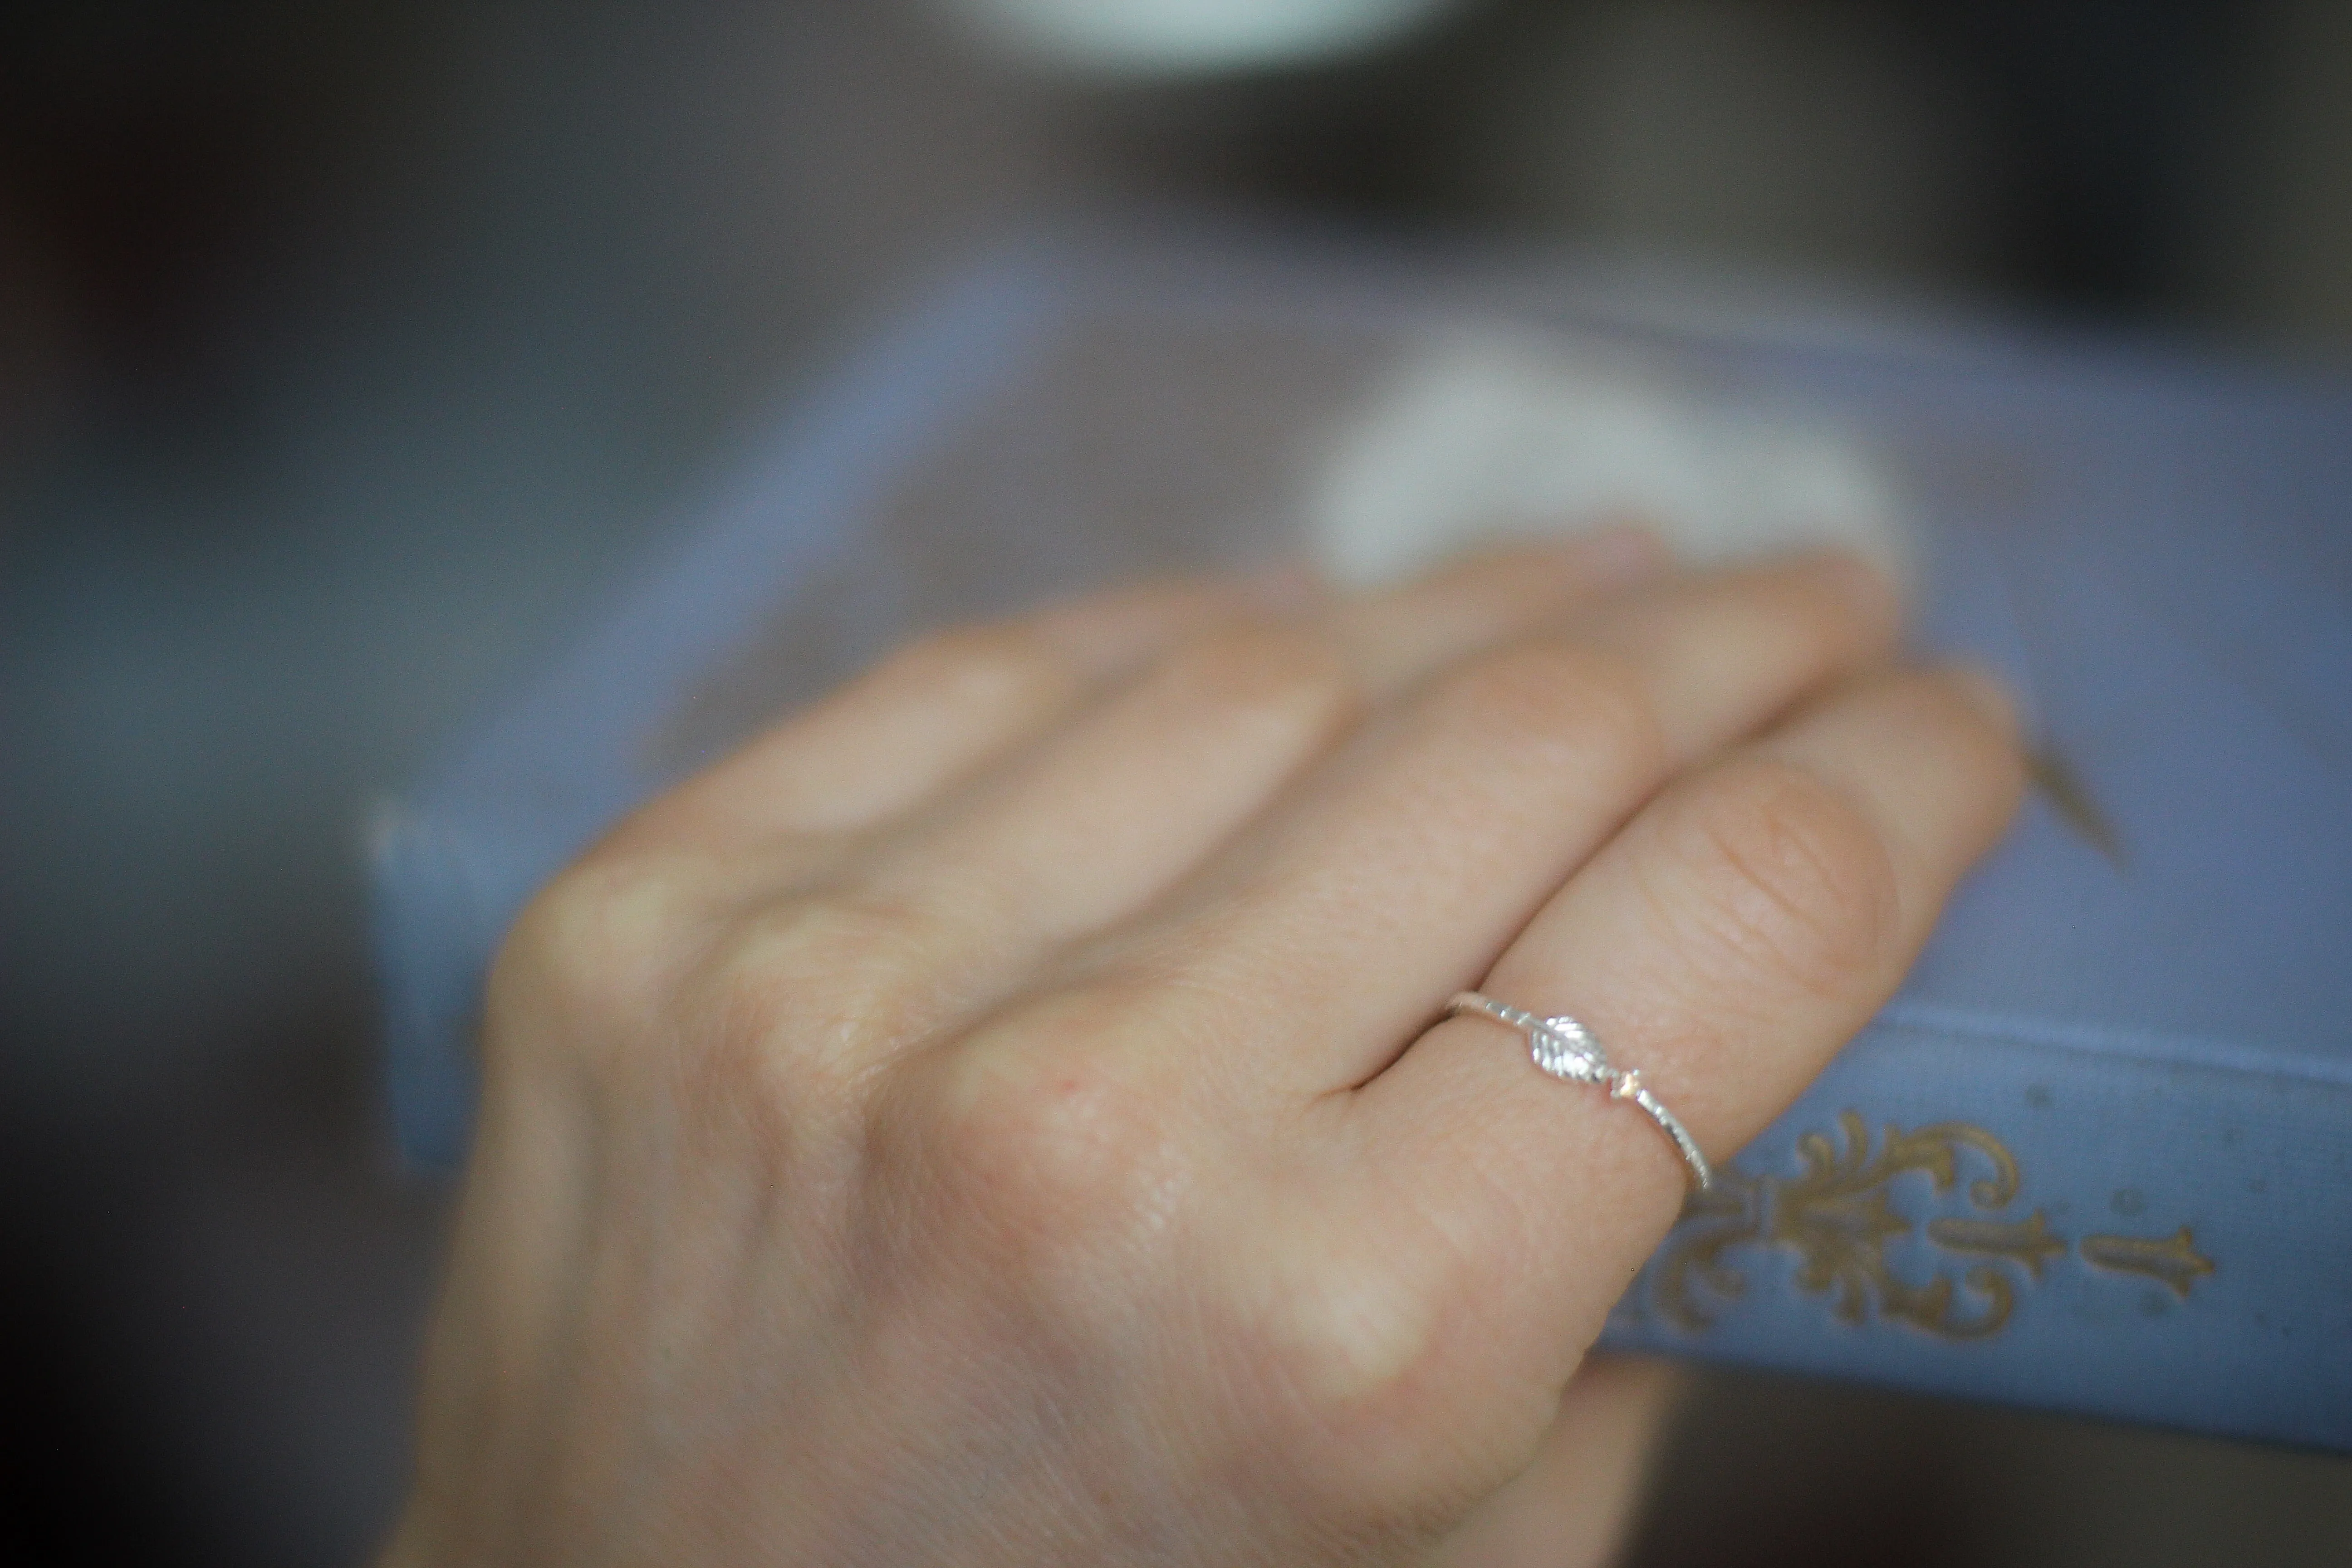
[1323,525,1668,696]
[1357,666,2025,1367]
[1435,1357,1684,1568]
[611,572,1313,852]
[1081,550,1899,1098]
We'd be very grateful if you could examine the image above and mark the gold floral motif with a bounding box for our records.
[2081,1226,2215,1295]
[1653,1171,1765,1331]
[1651,1110,2210,1339]
[1926,1213,2067,1277]
[1771,1113,2029,1337]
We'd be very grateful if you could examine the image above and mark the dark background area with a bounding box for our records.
[4,2,2349,1563]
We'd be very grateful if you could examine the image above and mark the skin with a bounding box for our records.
[382,529,2025,1567]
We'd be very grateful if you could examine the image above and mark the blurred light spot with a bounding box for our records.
[941,0,1463,75]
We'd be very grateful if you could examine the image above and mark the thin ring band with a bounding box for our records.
[1445,991,1713,1191]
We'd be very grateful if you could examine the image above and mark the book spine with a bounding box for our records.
[1598,1013,2352,1451]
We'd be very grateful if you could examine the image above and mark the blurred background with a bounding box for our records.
[3,2,2349,1563]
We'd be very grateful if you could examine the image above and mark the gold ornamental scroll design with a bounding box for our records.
[1652,1111,2214,1340]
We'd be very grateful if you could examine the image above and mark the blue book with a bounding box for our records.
[370,226,2352,1452]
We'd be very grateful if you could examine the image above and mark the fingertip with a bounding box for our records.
[1800,544,1905,642]
[1563,521,1675,590]
[1923,665,2033,837]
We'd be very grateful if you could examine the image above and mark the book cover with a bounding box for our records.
[370,225,2352,1450]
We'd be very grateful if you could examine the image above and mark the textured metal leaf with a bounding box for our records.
[1532,1015,1608,1082]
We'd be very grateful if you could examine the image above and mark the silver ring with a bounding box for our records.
[1445,991,1712,1191]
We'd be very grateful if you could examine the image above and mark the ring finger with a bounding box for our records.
[1351,666,2025,1388]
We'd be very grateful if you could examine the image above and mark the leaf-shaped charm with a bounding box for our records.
[1532,1015,1609,1083]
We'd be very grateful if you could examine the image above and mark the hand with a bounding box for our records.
[383,532,2024,1567]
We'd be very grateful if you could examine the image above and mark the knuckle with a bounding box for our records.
[895,988,1188,1256]
[685,886,938,1072]
[661,888,946,1167]
[491,850,711,1034]
[1255,1254,1444,1423]
[1439,642,1665,771]
[1234,1219,1507,1539]
[1667,755,1900,995]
